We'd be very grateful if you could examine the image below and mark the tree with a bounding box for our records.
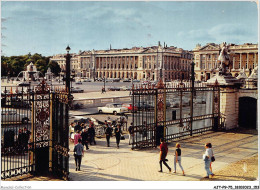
[48,61,61,76]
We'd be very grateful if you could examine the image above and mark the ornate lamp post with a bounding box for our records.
[190,61,195,136]
[65,45,71,94]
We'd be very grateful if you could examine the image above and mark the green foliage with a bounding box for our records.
[48,61,61,76]
[1,53,52,77]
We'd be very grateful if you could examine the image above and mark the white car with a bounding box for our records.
[83,79,92,82]
[75,81,82,85]
[1,110,30,124]
[98,103,128,115]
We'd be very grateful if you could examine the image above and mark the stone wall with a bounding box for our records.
[220,87,258,130]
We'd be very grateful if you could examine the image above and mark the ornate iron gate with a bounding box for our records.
[1,80,70,180]
[131,80,221,149]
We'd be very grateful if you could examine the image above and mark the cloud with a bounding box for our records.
[178,23,257,45]
[178,29,215,42]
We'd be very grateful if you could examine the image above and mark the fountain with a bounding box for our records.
[16,62,44,82]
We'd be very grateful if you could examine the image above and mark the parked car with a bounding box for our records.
[194,97,206,104]
[1,110,30,124]
[108,86,120,91]
[98,103,128,115]
[120,86,132,91]
[83,78,92,82]
[71,87,84,93]
[75,81,82,85]
[123,78,131,82]
[136,102,153,111]
[112,78,120,82]
[122,103,138,112]
[10,97,30,108]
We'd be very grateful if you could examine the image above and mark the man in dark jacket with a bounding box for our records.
[88,124,96,145]
[114,124,123,149]
[74,122,81,132]
[23,127,31,151]
[105,124,112,147]
[81,128,89,150]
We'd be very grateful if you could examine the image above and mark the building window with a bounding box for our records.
[253,63,255,69]
[246,62,248,69]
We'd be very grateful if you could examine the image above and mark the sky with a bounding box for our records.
[1,1,258,56]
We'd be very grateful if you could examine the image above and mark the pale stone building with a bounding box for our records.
[193,43,258,81]
[50,42,193,81]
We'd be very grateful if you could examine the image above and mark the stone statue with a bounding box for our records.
[217,42,230,75]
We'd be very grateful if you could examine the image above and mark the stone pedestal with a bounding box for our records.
[219,88,239,130]
[207,73,241,86]
[206,73,241,130]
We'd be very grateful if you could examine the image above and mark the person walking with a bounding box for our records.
[209,143,214,174]
[74,130,81,145]
[128,123,134,148]
[23,127,31,152]
[73,139,84,171]
[159,138,171,173]
[74,122,81,132]
[88,124,96,145]
[114,124,123,149]
[173,143,185,176]
[203,143,214,178]
[105,124,112,147]
[81,128,89,150]
[17,129,24,153]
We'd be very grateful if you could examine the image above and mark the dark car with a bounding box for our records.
[123,78,131,82]
[108,86,120,91]
[136,102,153,111]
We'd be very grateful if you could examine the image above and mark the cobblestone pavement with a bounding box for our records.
[68,129,258,181]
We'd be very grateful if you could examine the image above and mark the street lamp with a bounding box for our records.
[190,61,195,137]
[65,45,71,94]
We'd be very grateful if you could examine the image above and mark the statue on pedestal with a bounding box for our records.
[217,42,231,76]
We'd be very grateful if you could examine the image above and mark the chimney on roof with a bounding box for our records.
[158,41,161,47]
[164,42,165,48]
[110,44,112,50]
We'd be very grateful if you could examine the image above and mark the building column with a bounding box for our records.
[247,53,249,69]
[211,54,213,70]
[240,53,242,70]
[254,53,256,69]
[232,56,235,70]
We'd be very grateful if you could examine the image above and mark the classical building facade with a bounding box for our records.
[193,43,258,81]
[50,42,193,81]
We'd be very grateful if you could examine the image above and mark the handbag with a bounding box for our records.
[211,156,215,162]
[120,135,125,140]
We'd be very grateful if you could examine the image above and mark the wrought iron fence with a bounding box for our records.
[1,81,70,180]
[131,81,221,149]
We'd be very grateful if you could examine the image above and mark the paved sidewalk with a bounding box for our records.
[68,129,258,181]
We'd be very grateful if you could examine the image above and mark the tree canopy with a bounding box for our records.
[1,53,61,77]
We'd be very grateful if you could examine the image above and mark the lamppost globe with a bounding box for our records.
[66,45,71,53]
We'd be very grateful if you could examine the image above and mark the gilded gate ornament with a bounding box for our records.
[35,80,51,147]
